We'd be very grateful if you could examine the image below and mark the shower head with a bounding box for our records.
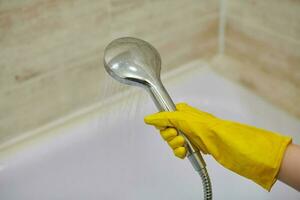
[103,37,173,111]
[103,37,162,90]
[103,37,212,200]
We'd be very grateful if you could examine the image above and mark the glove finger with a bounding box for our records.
[160,128,178,141]
[176,103,202,113]
[168,135,185,149]
[173,147,187,159]
[176,103,215,118]
[144,111,179,127]
[175,103,190,111]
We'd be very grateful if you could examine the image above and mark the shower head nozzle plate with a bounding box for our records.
[103,37,162,88]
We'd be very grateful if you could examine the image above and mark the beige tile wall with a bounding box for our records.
[213,0,300,118]
[0,0,219,146]
[3,0,299,149]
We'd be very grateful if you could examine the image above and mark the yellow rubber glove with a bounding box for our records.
[144,103,292,191]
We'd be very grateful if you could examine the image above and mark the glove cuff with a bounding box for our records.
[260,136,292,191]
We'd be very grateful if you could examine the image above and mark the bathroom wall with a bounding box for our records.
[2,0,299,149]
[0,0,219,147]
[213,0,300,118]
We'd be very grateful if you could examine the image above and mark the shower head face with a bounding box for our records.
[103,37,162,89]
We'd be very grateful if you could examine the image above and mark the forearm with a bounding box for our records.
[278,143,300,191]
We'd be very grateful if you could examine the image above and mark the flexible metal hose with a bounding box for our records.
[199,168,212,200]
[188,150,213,200]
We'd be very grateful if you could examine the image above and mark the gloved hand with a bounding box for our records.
[144,103,292,191]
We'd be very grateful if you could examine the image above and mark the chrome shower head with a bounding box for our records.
[103,37,162,90]
[103,37,173,111]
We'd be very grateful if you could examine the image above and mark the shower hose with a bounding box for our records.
[198,168,212,200]
[187,146,212,200]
